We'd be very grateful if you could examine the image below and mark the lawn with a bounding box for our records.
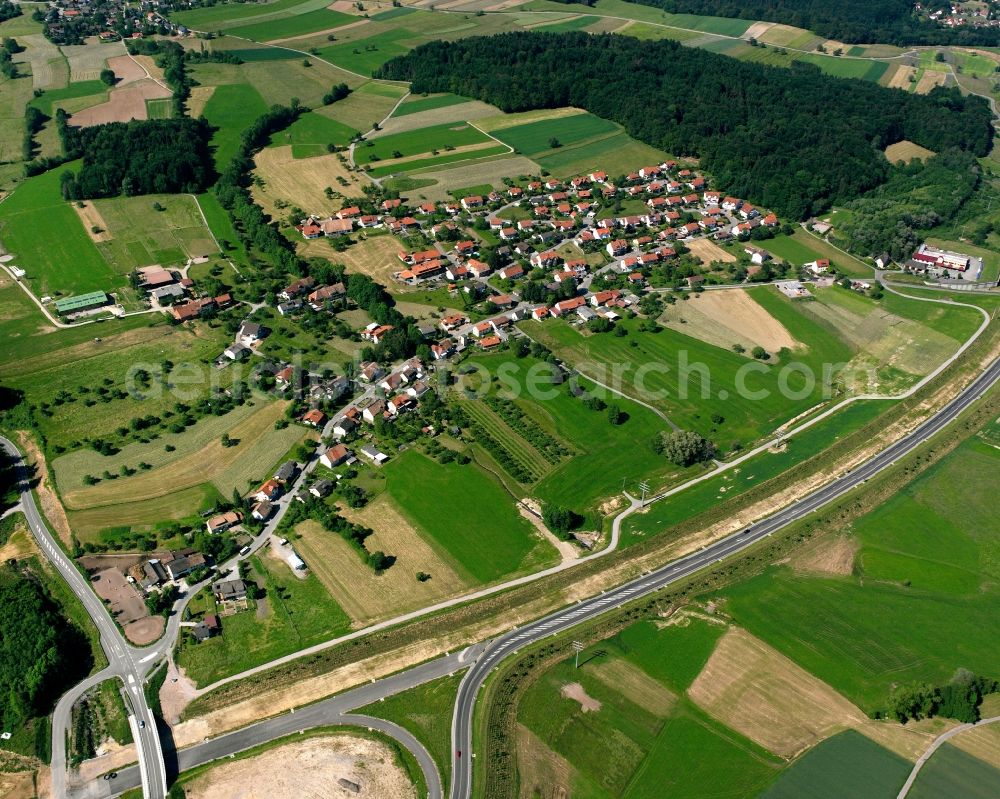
[491,111,620,158]
[395,92,469,117]
[355,673,461,795]
[90,193,219,271]
[267,109,358,157]
[355,121,493,164]
[228,8,355,41]
[200,82,269,170]
[909,743,1000,799]
[384,449,557,584]
[0,164,122,297]
[176,552,352,686]
[759,730,911,799]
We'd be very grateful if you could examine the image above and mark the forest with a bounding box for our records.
[612,0,1000,46]
[376,32,992,219]
[0,563,91,730]
[59,118,215,199]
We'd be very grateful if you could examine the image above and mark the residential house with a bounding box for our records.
[362,400,387,424]
[251,500,274,521]
[301,408,326,427]
[274,461,299,484]
[320,444,351,468]
[212,578,248,603]
[310,479,334,498]
[254,479,282,502]
[223,344,251,361]
[238,321,266,347]
[164,549,206,581]
[206,511,242,534]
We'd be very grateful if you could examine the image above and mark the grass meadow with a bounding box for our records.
[268,110,358,157]
[384,449,557,584]
[176,552,352,686]
[0,164,120,297]
[491,111,620,158]
[761,229,871,276]
[199,82,269,170]
[759,730,911,799]
[515,620,782,799]
[356,121,493,164]
[395,93,469,116]
[229,8,354,41]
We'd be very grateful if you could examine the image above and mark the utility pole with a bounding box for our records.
[572,641,584,669]
[638,481,650,506]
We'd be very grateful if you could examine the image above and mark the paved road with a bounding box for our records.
[449,351,1000,798]
[75,645,485,799]
[0,436,168,799]
[897,714,1000,798]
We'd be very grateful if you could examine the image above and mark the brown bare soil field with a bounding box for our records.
[61,401,291,509]
[689,627,947,760]
[184,735,415,799]
[70,79,172,127]
[915,70,948,93]
[187,86,215,118]
[73,201,112,243]
[887,64,917,89]
[297,494,471,624]
[789,533,858,576]
[686,237,736,265]
[560,682,601,712]
[0,529,37,564]
[589,658,675,716]
[106,54,146,85]
[252,145,370,219]
[132,55,166,84]
[660,288,800,355]
[0,770,36,799]
[124,616,165,645]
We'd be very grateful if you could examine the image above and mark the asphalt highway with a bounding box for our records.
[0,436,168,799]
[449,353,1000,799]
[73,645,485,799]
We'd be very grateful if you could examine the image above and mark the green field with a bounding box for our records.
[492,111,620,158]
[227,8,355,41]
[195,191,251,266]
[531,14,601,32]
[909,743,1000,799]
[170,0,333,29]
[523,295,854,449]
[91,193,219,271]
[762,230,872,276]
[0,164,120,297]
[384,449,557,584]
[268,109,358,157]
[317,28,419,77]
[176,553,352,686]
[718,437,1000,713]
[760,731,911,799]
[29,79,107,117]
[395,92,470,116]
[796,54,890,81]
[516,622,781,799]
[356,121,493,164]
[462,351,695,515]
[624,400,889,540]
[200,82,270,169]
[367,147,510,179]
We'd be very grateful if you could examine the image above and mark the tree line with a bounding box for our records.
[0,563,92,730]
[610,0,1000,47]
[375,32,993,219]
[58,117,215,199]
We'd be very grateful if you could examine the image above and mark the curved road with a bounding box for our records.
[449,351,1000,798]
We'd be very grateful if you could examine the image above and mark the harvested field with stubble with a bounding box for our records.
[305,232,402,284]
[686,237,736,265]
[688,628,949,761]
[886,64,916,89]
[252,145,370,219]
[69,79,172,126]
[915,70,948,93]
[885,139,936,164]
[63,38,121,81]
[659,288,801,355]
[183,734,416,799]
[295,494,471,625]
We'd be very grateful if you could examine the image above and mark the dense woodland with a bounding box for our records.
[608,0,1000,46]
[377,33,992,219]
[59,118,214,199]
[0,563,91,730]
